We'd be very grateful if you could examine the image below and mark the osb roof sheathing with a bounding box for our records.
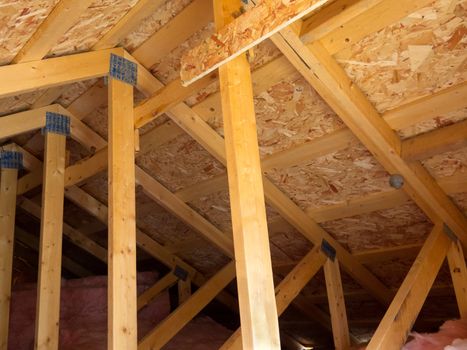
[1,0,466,339]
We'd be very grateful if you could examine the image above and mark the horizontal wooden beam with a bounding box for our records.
[180,0,331,85]
[0,106,50,139]
[401,119,467,162]
[0,48,122,99]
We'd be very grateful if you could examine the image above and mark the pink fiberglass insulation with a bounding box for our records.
[8,272,170,349]
[403,319,467,350]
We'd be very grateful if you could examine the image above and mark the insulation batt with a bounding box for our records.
[403,319,467,350]
[8,272,233,349]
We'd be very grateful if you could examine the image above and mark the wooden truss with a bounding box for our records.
[0,0,466,349]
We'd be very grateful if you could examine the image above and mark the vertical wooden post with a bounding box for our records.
[367,223,451,350]
[324,257,350,350]
[107,54,137,350]
[0,151,21,350]
[35,114,68,350]
[215,1,281,349]
[178,278,191,305]
[447,237,467,318]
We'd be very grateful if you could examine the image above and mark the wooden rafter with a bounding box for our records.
[269,22,467,245]
[11,0,94,64]
[366,223,451,350]
[447,238,467,318]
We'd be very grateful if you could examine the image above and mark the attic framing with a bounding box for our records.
[0,0,466,349]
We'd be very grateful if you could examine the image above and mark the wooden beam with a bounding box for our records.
[138,261,236,350]
[303,0,434,55]
[214,0,281,348]
[137,272,179,311]
[34,126,67,350]
[366,223,451,350]
[270,25,467,246]
[0,160,19,350]
[178,278,192,305]
[132,0,213,69]
[12,0,94,63]
[324,258,350,350]
[165,88,393,306]
[401,119,467,162]
[220,246,327,350]
[180,0,332,85]
[0,48,122,99]
[92,0,165,50]
[0,106,50,139]
[107,72,137,349]
[447,238,467,318]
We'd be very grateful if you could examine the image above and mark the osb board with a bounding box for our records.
[265,141,392,209]
[321,203,432,252]
[336,0,467,113]
[121,0,192,53]
[0,0,59,65]
[423,146,467,178]
[136,133,226,193]
[48,0,139,57]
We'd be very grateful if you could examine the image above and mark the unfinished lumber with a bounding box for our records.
[181,0,331,85]
[270,25,467,246]
[0,151,21,350]
[447,237,467,318]
[0,48,122,99]
[220,245,327,350]
[12,0,94,63]
[165,91,393,306]
[0,106,49,139]
[366,223,451,350]
[138,272,179,311]
[34,114,68,350]
[324,257,350,350]
[215,0,281,348]
[107,56,138,350]
[401,119,467,162]
[138,262,236,349]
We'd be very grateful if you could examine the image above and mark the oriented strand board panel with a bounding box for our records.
[335,0,467,113]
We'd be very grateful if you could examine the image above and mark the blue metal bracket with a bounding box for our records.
[173,265,189,281]
[321,239,336,261]
[42,112,70,136]
[109,53,137,86]
[0,151,23,169]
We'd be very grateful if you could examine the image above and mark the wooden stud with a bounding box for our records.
[138,262,236,350]
[107,72,137,350]
[447,238,467,318]
[12,0,94,63]
[137,273,179,311]
[324,258,350,350]
[366,223,451,350]
[34,130,67,350]
[215,1,281,348]
[220,246,327,350]
[0,165,19,350]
